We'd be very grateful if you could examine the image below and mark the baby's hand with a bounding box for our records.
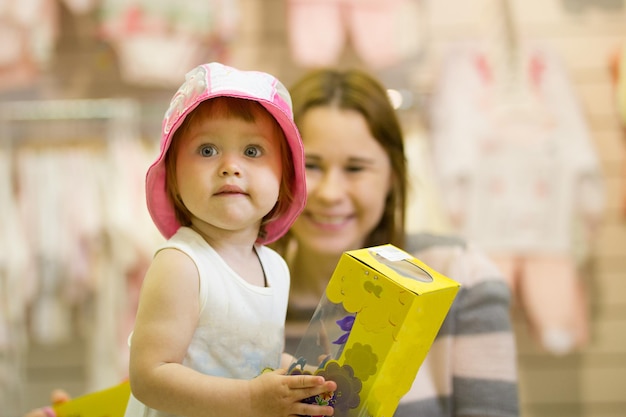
[250,369,336,417]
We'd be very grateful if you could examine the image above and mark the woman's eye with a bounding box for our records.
[346,165,364,173]
[305,162,321,171]
[244,146,262,157]
[200,145,217,157]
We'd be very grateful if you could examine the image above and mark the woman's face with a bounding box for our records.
[290,106,392,256]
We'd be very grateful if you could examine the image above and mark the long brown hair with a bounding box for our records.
[285,68,407,249]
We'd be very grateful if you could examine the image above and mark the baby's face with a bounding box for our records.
[174,106,283,242]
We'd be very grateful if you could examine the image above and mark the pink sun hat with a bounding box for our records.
[146,62,306,245]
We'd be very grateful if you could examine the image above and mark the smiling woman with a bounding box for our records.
[292,105,393,255]
[273,68,520,417]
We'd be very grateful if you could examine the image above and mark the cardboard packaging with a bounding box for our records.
[52,380,130,417]
[288,244,460,417]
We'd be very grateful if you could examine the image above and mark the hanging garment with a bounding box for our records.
[15,147,106,345]
[607,43,626,218]
[16,150,69,345]
[98,0,240,87]
[87,134,163,391]
[491,252,590,355]
[430,44,604,258]
[429,43,605,355]
[0,148,34,342]
[287,0,424,69]
[0,148,32,415]
[61,0,98,15]
[404,125,453,235]
[609,43,626,121]
[3,99,163,396]
[614,43,626,126]
[0,0,59,91]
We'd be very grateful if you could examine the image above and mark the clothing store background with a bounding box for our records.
[1,0,625,416]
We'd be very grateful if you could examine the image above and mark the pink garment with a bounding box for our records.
[491,253,589,355]
[287,0,424,69]
[61,0,98,14]
[429,43,605,355]
[611,43,626,126]
[611,44,626,217]
[430,43,605,257]
[98,0,240,87]
[0,0,59,91]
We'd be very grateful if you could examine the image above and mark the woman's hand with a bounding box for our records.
[23,389,71,417]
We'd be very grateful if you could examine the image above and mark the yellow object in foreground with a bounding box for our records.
[52,380,130,417]
[288,244,461,417]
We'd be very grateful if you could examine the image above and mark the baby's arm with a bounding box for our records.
[129,249,335,417]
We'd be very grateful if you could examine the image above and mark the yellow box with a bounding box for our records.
[52,380,130,417]
[288,244,460,417]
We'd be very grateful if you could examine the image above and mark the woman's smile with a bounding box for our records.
[306,212,353,227]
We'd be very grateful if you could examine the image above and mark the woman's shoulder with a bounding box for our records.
[404,232,467,253]
[404,232,505,288]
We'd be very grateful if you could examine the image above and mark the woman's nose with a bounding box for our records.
[313,169,344,202]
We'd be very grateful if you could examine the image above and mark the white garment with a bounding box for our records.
[98,0,240,87]
[124,227,289,417]
[429,43,605,256]
[404,126,453,235]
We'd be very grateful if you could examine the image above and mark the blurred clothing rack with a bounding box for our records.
[0,98,142,147]
[0,97,161,409]
[0,98,140,121]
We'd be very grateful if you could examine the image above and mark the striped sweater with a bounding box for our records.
[395,233,519,417]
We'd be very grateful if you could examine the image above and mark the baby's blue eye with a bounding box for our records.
[200,145,216,157]
[245,146,262,157]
